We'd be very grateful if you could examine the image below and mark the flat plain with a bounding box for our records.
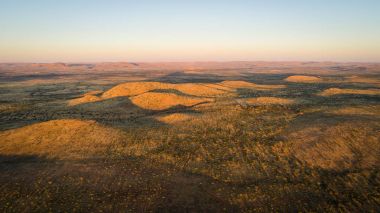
[0,61,379,212]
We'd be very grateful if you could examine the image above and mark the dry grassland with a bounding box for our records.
[285,75,322,83]
[0,119,125,159]
[155,113,195,124]
[0,65,379,212]
[319,88,380,96]
[243,97,295,105]
[130,92,212,110]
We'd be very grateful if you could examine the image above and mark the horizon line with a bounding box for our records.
[1,60,380,64]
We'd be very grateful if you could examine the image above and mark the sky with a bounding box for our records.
[0,0,380,62]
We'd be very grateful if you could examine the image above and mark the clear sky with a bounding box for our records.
[1,0,379,62]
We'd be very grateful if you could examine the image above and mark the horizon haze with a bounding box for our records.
[1,0,380,63]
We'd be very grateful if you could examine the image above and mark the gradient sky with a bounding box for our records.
[1,0,380,62]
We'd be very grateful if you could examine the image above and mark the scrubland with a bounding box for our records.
[0,62,379,212]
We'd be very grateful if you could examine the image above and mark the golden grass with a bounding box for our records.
[328,106,380,116]
[284,121,379,170]
[200,83,235,91]
[130,92,212,110]
[0,103,23,112]
[102,81,232,98]
[84,90,103,95]
[345,75,380,86]
[102,82,172,98]
[155,113,195,124]
[243,97,295,105]
[70,80,286,106]
[69,81,228,107]
[319,88,380,96]
[67,91,103,106]
[68,94,102,106]
[101,81,284,100]
[284,75,322,83]
[173,83,231,96]
[0,119,125,159]
[219,80,285,90]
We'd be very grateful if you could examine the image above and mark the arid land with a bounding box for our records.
[0,62,379,212]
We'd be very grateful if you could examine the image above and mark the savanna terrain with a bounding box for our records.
[0,62,379,212]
